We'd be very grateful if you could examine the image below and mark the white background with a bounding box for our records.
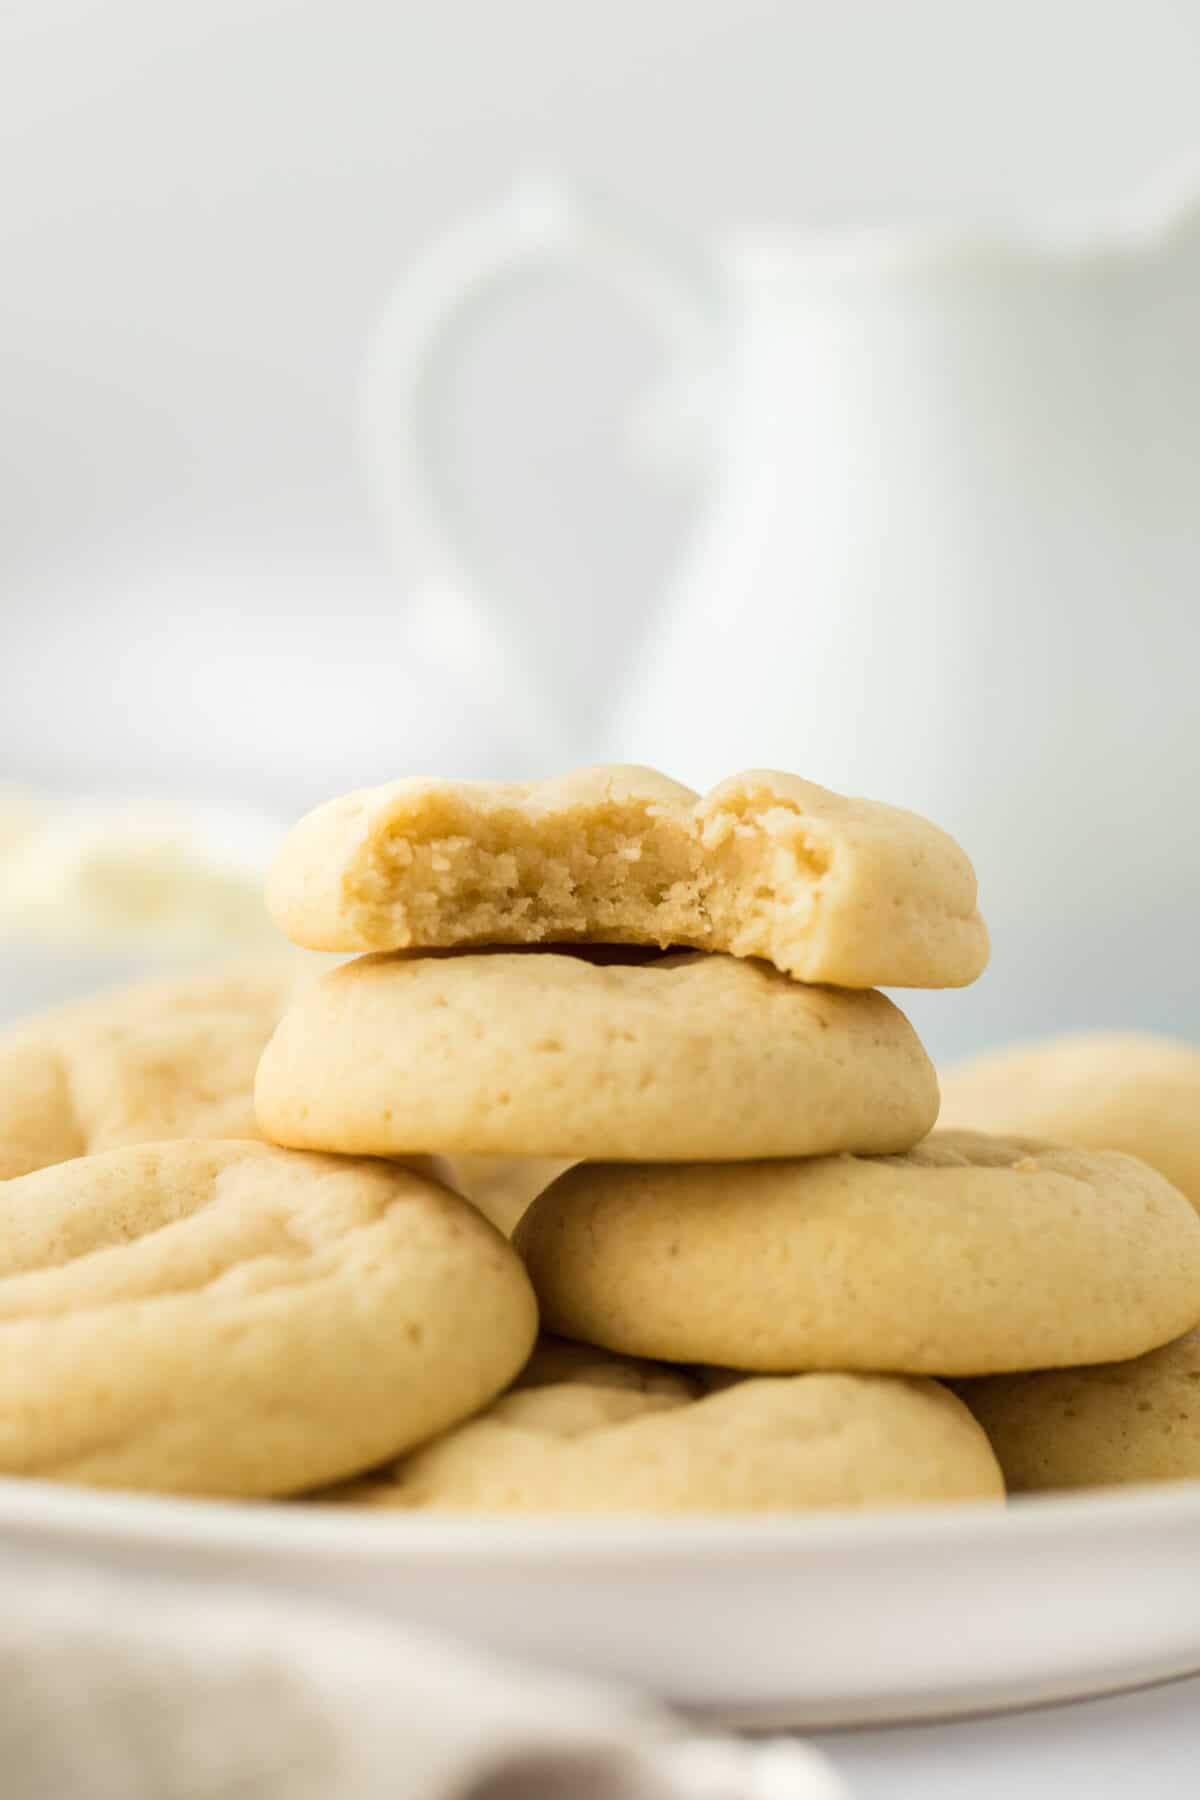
[4,0,1200,1058]
[3,0,1200,807]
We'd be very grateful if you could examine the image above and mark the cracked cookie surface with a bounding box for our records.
[0,1140,536,1496]
[0,961,308,1181]
[321,1341,1002,1513]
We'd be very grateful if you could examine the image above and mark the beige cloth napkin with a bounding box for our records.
[0,1548,847,1800]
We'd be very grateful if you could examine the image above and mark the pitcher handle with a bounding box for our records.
[359,178,722,763]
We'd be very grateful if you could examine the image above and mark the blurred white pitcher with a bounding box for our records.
[361,174,1200,1050]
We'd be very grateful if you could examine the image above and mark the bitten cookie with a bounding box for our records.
[255,949,940,1162]
[0,1141,537,1496]
[323,1341,1002,1513]
[266,765,988,989]
[513,1132,1200,1377]
[940,1032,1200,1212]
[963,1332,1200,1493]
[0,961,308,1181]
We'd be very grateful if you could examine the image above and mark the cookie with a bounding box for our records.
[0,1140,537,1496]
[940,1033,1200,1212]
[323,1347,1002,1513]
[255,949,940,1162]
[0,961,307,1181]
[513,1131,1200,1376]
[964,1331,1200,1492]
[266,765,988,989]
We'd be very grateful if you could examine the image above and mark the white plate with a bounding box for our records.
[1,1477,1198,1727]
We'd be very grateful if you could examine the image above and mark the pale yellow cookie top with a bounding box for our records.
[255,948,939,1163]
[265,765,988,989]
[513,1131,1200,1377]
[0,960,309,1182]
[939,1032,1200,1211]
[322,1345,1003,1514]
[0,1140,537,1497]
[963,1330,1200,1493]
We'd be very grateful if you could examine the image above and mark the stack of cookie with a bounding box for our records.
[251,766,1200,1513]
[0,966,540,1500]
[2,763,1198,1510]
[255,765,984,1186]
[939,1032,1200,1496]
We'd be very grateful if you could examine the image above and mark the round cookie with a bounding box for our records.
[963,1332,1200,1493]
[255,949,940,1162]
[0,960,309,1181]
[513,1131,1200,1377]
[0,1140,537,1496]
[939,1033,1200,1212]
[266,764,988,989]
[324,1347,1002,1514]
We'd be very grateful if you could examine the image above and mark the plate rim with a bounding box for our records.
[1,1471,1198,1565]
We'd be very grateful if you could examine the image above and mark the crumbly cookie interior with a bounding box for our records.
[353,790,830,974]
